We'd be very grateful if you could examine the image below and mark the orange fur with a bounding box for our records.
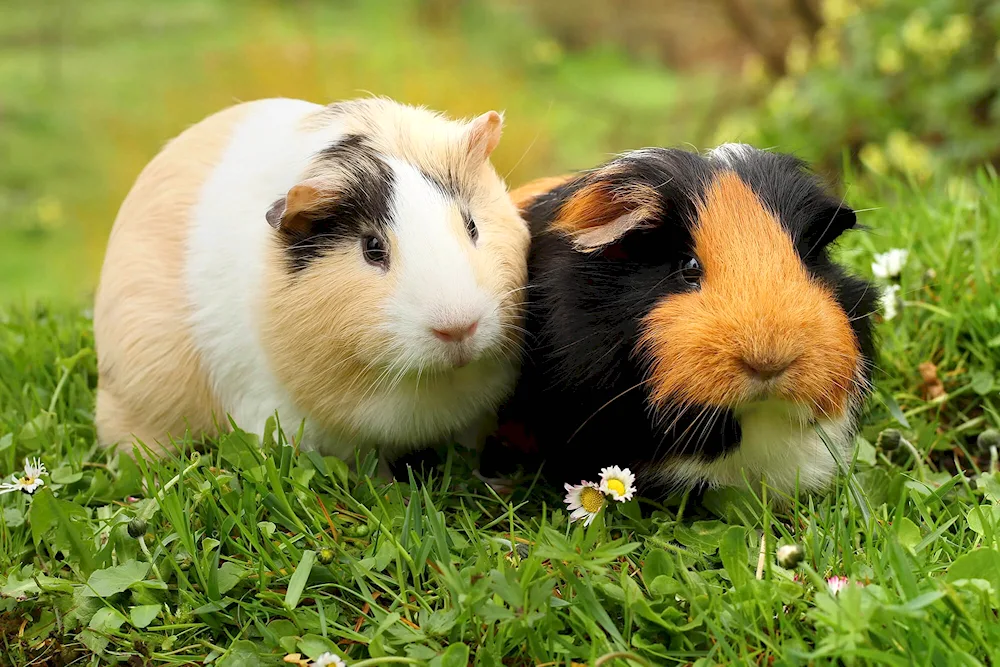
[94,105,246,451]
[639,172,859,418]
[552,176,661,250]
[508,175,574,211]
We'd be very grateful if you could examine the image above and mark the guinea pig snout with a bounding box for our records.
[431,319,479,343]
[739,353,798,382]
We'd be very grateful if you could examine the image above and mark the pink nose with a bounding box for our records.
[432,320,479,343]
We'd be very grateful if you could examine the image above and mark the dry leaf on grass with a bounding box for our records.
[918,361,947,400]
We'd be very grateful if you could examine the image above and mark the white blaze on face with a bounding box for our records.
[382,159,499,370]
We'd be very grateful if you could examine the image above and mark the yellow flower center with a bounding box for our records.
[606,479,626,497]
[579,487,605,513]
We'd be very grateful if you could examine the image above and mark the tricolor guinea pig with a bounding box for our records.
[94,98,529,468]
[500,144,877,495]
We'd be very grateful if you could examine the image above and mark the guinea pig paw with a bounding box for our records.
[473,469,515,495]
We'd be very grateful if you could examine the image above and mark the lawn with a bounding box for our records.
[3,1,1000,665]
[1,171,999,666]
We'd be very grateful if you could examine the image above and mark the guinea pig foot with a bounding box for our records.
[473,469,515,495]
[376,457,397,483]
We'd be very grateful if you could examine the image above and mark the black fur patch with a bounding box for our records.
[278,135,395,273]
[494,146,877,491]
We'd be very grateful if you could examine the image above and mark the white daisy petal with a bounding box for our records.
[880,284,901,321]
[598,466,637,502]
[564,480,604,525]
[310,651,347,667]
[871,248,908,280]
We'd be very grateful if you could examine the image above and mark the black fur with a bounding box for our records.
[277,135,395,273]
[489,147,877,490]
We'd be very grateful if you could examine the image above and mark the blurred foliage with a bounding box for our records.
[715,0,1000,175]
[2,0,1000,301]
[0,0,714,301]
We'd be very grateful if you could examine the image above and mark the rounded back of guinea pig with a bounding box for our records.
[260,100,529,443]
[517,144,877,492]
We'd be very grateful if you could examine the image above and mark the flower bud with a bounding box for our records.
[976,429,1000,454]
[350,524,370,538]
[318,548,335,565]
[877,428,902,452]
[127,517,148,539]
[776,544,805,569]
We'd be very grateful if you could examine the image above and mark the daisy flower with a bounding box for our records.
[827,575,851,595]
[311,652,346,667]
[880,284,901,321]
[0,458,47,495]
[564,481,605,526]
[871,248,908,280]
[598,466,636,502]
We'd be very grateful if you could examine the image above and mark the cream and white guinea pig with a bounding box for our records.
[494,145,878,496]
[94,97,529,468]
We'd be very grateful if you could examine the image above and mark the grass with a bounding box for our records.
[1,171,999,666]
[3,1,1000,664]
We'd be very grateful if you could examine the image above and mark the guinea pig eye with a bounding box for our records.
[362,235,389,268]
[680,256,702,287]
[464,212,479,243]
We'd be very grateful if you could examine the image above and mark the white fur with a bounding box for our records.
[186,98,346,441]
[382,159,499,369]
[709,142,756,166]
[185,99,516,457]
[653,398,856,494]
[329,159,516,454]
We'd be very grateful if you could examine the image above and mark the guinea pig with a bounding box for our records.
[495,144,877,495]
[94,97,530,469]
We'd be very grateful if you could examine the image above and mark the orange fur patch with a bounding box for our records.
[508,174,574,212]
[639,172,859,418]
[552,176,662,250]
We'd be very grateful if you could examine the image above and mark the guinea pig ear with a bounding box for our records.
[552,176,663,252]
[509,174,576,213]
[464,111,503,161]
[266,177,338,234]
[805,202,857,251]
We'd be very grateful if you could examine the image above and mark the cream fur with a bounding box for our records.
[95,97,529,462]
[93,103,251,451]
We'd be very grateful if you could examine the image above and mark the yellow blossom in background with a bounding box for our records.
[940,14,972,55]
[742,54,769,88]
[821,0,859,28]
[859,143,888,176]
[785,36,811,76]
[885,130,933,180]
[814,28,842,68]
[36,196,63,230]
[901,9,931,54]
[877,38,904,75]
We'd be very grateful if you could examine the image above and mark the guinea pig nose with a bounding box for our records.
[741,357,794,381]
[432,319,479,343]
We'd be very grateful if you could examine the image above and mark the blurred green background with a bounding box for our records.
[1,0,998,302]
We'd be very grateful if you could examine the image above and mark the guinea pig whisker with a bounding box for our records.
[545,330,603,356]
[848,310,879,323]
[640,268,687,300]
[803,188,852,258]
[503,130,543,181]
[565,380,648,444]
